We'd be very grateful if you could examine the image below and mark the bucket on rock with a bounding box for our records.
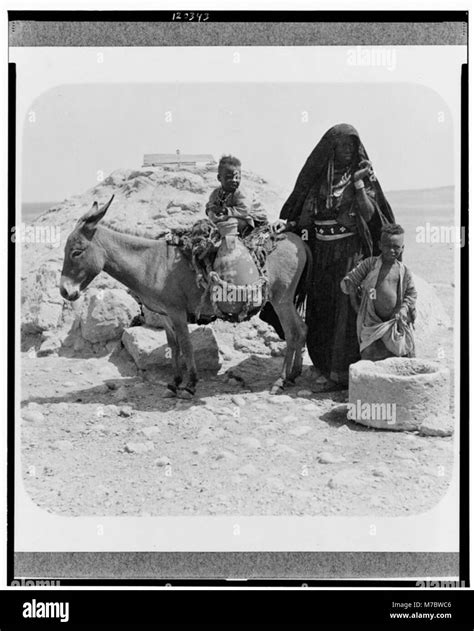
[210,218,264,318]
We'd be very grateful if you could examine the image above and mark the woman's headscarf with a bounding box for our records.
[280,123,395,256]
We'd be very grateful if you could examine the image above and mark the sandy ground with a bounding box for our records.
[20,342,454,518]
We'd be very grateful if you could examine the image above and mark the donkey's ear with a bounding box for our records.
[79,195,114,230]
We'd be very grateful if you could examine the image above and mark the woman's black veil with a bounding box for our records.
[280,123,395,257]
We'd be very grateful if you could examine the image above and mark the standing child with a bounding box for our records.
[340,224,417,361]
[205,155,267,236]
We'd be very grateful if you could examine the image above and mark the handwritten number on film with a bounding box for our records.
[172,12,209,21]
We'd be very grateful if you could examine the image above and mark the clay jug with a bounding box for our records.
[212,218,261,315]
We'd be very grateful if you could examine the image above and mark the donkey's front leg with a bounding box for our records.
[162,324,182,398]
[170,311,198,398]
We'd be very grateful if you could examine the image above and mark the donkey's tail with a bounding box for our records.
[295,241,313,316]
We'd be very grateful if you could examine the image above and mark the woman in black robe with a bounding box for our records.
[280,123,395,390]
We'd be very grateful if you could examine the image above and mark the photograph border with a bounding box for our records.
[7,9,469,586]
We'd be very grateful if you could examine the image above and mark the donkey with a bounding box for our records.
[60,196,311,397]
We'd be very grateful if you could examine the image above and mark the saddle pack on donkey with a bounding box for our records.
[166,217,285,322]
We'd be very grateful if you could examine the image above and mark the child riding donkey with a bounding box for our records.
[205,155,268,236]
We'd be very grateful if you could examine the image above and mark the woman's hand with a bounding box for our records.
[352,160,375,221]
[353,159,373,183]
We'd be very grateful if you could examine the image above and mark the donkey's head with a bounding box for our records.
[60,196,114,301]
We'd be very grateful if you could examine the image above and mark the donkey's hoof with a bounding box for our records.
[270,377,285,395]
[177,388,194,400]
[270,384,285,396]
[163,388,177,398]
